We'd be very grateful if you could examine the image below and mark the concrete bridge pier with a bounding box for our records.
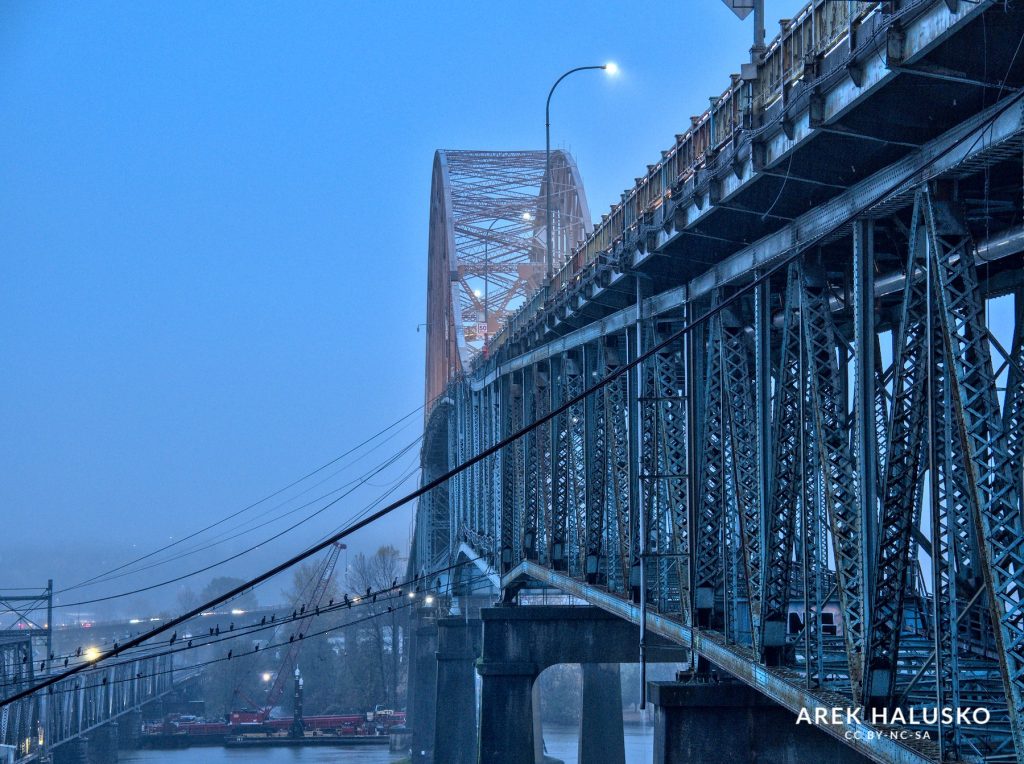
[478,661,537,764]
[117,711,142,750]
[477,605,677,764]
[87,722,118,764]
[407,610,438,764]
[432,617,481,764]
[52,738,88,764]
[649,681,869,764]
[578,664,624,764]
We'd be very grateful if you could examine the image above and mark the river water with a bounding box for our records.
[120,723,655,763]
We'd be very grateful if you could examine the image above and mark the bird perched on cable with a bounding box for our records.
[227,650,232,660]
[300,604,306,615]
[229,623,234,632]
[261,616,267,626]
[170,632,177,646]
[392,578,398,589]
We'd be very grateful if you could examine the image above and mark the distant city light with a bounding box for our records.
[84,646,101,662]
[231,609,245,615]
[473,289,482,298]
[522,212,532,221]
[261,672,272,682]
[408,592,416,599]
[425,596,434,605]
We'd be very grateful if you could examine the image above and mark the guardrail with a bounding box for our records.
[483,0,883,360]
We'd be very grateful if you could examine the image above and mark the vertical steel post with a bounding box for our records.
[754,281,771,651]
[685,299,700,624]
[853,219,876,703]
[632,279,648,705]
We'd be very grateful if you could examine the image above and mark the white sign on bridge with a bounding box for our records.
[721,0,754,20]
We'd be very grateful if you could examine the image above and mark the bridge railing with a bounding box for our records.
[485,0,883,360]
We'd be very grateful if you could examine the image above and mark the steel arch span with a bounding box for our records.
[423,149,591,408]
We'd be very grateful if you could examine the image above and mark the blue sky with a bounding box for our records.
[0,1,794,616]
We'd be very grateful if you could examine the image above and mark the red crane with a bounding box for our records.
[232,542,345,723]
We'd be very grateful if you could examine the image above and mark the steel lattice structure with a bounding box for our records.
[410,2,1024,762]
[423,150,591,408]
[1,647,174,759]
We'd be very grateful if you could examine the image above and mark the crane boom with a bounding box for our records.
[260,542,344,719]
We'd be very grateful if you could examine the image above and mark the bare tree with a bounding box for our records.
[199,577,259,611]
[283,559,342,609]
[346,545,404,708]
[176,586,200,613]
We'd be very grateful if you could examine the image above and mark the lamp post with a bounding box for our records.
[545,62,618,286]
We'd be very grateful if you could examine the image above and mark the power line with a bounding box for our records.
[53,436,422,598]
[0,255,786,706]
[50,439,421,610]
[2,557,487,694]
[8,86,1016,708]
[58,400,428,596]
[23,573,497,702]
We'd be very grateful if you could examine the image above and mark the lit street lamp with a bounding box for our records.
[545,63,618,286]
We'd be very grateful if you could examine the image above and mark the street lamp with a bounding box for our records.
[545,62,618,286]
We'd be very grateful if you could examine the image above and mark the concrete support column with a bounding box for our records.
[117,711,142,750]
[52,737,88,764]
[477,661,537,764]
[409,615,438,764]
[649,682,869,764]
[578,664,624,764]
[531,680,543,763]
[87,723,118,764]
[433,617,480,764]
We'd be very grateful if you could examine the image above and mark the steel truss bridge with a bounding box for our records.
[411,1,1024,762]
[1,637,176,761]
